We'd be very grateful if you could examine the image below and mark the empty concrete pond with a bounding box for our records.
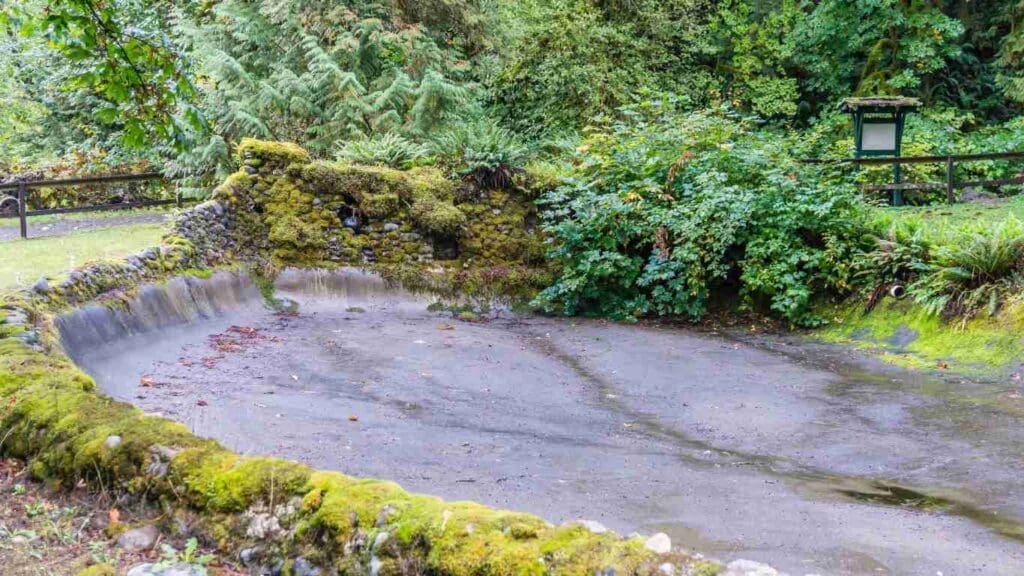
[60,269,1024,575]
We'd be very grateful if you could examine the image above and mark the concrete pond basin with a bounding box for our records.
[58,269,1024,575]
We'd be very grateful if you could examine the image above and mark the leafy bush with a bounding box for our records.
[535,101,868,326]
[911,218,1024,318]
[336,134,431,168]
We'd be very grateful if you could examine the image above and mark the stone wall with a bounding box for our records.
[170,200,234,265]
[211,139,547,274]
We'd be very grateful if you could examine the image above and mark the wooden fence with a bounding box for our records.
[0,172,175,239]
[803,151,1024,205]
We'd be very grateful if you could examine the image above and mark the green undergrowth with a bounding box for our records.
[875,197,1024,243]
[816,298,1024,373]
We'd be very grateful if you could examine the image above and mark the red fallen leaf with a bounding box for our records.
[348,415,359,422]
[196,400,209,406]
[140,377,155,387]
[229,325,260,338]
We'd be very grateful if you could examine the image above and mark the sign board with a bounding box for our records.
[861,122,897,152]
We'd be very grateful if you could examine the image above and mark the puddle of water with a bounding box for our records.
[529,329,1024,547]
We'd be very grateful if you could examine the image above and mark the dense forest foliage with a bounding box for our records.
[5,0,1024,325]
[4,0,1024,174]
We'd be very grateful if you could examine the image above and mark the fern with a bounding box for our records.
[431,119,529,187]
[911,218,1024,318]
[336,133,430,168]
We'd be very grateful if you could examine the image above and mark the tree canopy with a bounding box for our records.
[2,0,1024,177]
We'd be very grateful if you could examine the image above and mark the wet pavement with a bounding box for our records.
[65,269,1024,575]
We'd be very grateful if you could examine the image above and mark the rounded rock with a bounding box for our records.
[292,557,321,576]
[644,532,671,554]
[575,519,608,534]
[721,560,781,576]
[116,524,159,552]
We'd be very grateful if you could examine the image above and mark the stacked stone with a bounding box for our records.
[172,200,233,264]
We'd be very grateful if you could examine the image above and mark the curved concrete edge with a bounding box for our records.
[0,252,721,576]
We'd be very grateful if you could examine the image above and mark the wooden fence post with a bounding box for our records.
[17,181,27,239]
[946,156,955,205]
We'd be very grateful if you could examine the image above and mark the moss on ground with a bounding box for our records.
[816,298,1024,373]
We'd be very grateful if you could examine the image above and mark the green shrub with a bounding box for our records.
[431,120,529,188]
[855,218,932,309]
[535,102,868,326]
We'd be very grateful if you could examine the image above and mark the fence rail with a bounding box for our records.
[803,151,1024,205]
[0,172,172,239]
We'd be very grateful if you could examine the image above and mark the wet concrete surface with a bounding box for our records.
[66,269,1024,575]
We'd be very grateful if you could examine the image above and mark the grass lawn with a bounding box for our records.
[0,222,167,292]
[875,194,1024,242]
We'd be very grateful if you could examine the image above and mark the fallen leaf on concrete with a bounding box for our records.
[140,377,155,387]
[348,415,359,422]
[438,324,455,331]
[196,400,208,407]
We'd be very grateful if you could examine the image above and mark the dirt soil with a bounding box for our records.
[0,459,237,576]
[69,272,1024,576]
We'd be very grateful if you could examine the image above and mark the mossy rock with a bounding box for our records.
[76,565,116,576]
[238,139,310,169]
[360,192,402,219]
[412,199,466,237]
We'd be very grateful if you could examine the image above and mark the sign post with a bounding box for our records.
[841,97,921,206]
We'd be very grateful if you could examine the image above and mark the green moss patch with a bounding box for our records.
[816,298,1024,373]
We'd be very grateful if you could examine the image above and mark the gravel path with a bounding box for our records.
[0,212,171,242]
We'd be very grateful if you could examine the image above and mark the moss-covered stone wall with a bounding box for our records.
[213,139,548,281]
